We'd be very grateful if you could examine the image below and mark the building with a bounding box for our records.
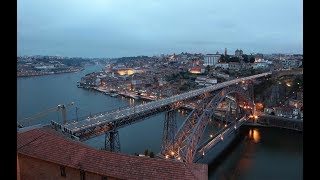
[189,67,205,74]
[296,90,303,100]
[35,65,55,70]
[195,77,217,86]
[255,53,264,59]
[17,128,208,180]
[215,63,229,70]
[281,59,302,69]
[273,106,294,118]
[252,62,269,70]
[228,62,242,71]
[289,99,303,109]
[264,107,274,114]
[235,49,243,57]
[204,54,221,66]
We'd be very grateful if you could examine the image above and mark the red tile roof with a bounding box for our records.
[17,128,207,180]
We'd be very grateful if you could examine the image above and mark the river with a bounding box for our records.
[17,64,303,179]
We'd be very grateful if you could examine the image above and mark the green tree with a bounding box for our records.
[179,84,189,91]
[220,54,229,63]
[225,55,230,62]
[149,152,155,158]
[144,149,149,156]
[229,57,240,62]
[206,65,211,73]
[242,54,249,63]
[249,56,255,63]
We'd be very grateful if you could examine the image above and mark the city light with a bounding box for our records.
[165,155,169,159]
[171,151,175,156]
[210,134,213,138]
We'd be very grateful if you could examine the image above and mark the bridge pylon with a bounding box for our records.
[104,130,121,153]
[160,110,177,155]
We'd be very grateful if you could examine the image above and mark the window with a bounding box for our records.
[60,166,66,177]
[80,170,86,180]
[102,176,108,180]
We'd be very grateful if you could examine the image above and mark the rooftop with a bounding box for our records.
[17,128,208,179]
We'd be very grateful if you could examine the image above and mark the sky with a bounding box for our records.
[17,0,303,58]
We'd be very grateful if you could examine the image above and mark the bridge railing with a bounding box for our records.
[63,72,271,133]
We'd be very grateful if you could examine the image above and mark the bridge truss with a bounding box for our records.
[48,73,270,155]
[161,83,254,163]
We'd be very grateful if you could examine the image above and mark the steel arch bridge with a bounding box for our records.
[48,72,271,155]
[160,83,254,163]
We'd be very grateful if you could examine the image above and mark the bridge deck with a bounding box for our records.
[57,72,271,137]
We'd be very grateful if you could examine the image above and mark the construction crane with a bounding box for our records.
[18,102,75,128]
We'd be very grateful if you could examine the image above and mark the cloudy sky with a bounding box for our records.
[18,0,302,58]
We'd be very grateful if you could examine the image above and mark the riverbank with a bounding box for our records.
[17,68,84,78]
[87,86,158,101]
[244,114,303,132]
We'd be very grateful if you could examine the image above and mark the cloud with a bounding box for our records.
[18,0,303,57]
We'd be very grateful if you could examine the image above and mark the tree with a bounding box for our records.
[206,65,210,73]
[249,56,255,63]
[144,149,149,156]
[228,57,240,62]
[179,84,189,91]
[220,54,230,63]
[219,55,225,62]
[242,54,249,63]
[149,152,155,158]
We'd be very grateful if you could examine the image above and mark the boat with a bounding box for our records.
[110,93,119,97]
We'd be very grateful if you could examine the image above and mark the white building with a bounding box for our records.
[195,77,217,86]
[252,62,269,69]
[204,54,221,66]
[281,59,302,69]
[95,78,101,86]
[35,65,55,69]
[215,63,229,69]
[228,62,241,70]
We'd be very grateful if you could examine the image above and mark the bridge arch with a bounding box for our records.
[209,84,254,113]
[167,84,254,163]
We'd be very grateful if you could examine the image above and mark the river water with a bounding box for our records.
[17,64,303,179]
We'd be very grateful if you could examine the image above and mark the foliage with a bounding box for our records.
[206,65,211,72]
[242,54,249,63]
[220,54,230,63]
[143,149,155,158]
[228,57,240,63]
[149,152,155,158]
[144,149,149,156]
[249,56,255,63]
[165,71,190,81]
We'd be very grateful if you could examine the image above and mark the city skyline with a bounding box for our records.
[18,0,302,58]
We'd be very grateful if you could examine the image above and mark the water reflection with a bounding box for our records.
[129,98,135,107]
[248,129,260,143]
